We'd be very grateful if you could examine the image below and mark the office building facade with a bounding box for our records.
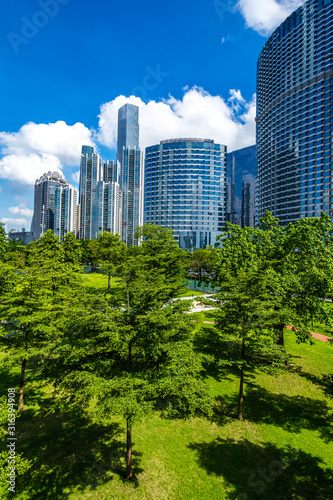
[116,103,143,246]
[257,0,333,224]
[79,145,102,239]
[54,186,78,239]
[227,145,256,228]
[117,104,139,170]
[31,171,69,240]
[145,138,227,250]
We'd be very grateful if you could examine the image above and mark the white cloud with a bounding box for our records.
[71,170,80,184]
[1,218,28,229]
[97,87,256,153]
[9,204,33,217]
[236,0,305,36]
[0,121,94,185]
[0,86,256,193]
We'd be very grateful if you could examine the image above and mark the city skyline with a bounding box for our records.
[0,0,306,230]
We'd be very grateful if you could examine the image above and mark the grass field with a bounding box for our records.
[1,323,333,499]
[81,273,208,298]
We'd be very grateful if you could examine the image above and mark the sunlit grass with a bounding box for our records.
[1,327,333,499]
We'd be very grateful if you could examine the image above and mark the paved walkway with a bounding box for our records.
[285,325,332,343]
[199,322,332,343]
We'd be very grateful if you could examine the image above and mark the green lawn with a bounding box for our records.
[1,328,333,499]
[312,302,333,337]
[81,273,208,298]
[81,273,122,293]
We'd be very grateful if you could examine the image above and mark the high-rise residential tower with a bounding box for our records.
[54,185,78,239]
[79,145,102,239]
[145,138,227,250]
[227,145,256,228]
[121,148,144,246]
[103,160,120,184]
[257,0,333,224]
[91,181,120,239]
[31,171,68,240]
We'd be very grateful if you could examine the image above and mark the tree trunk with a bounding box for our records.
[277,324,285,346]
[126,420,133,480]
[108,252,111,290]
[18,358,26,412]
[238,339,245,421]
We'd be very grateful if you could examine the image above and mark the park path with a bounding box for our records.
[201,322,332,343]
[285,325,332,343]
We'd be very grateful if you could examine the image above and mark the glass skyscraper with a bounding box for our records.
[226,145,256,228]
[257,0,333,224]
[91,181,121,239]
[144,138,227,250]
[103,160,120,184]
[79,145,102,239]
[54,186,78,240]
[117,104,139,170]
[121,148,144,246]
[116,104,144,246]
[31,171,69,240]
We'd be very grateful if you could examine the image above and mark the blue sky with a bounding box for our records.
[0,0,305,230]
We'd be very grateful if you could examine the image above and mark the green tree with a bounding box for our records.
[211,222,289,420]
[96,232,125,289]
[0,223,7,262]
[282,214,333,342]
[62,232,82,267]
[47,225,210,480]
[0,230,81,412]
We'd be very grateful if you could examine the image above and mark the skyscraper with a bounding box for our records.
[257,0,333,224]
[145,138,227,250]
[91,180,120,239]
[121,148,144,246]
[117,104,139,168]
[54,185,78,239]
[226,145,256,228]
[116,104,143,246]
[31,171,68,240]
[79,145,102,239]
[103,160,120,184]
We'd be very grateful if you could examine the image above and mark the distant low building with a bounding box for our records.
[8,229,33,245]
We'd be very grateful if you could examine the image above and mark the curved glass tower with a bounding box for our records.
[257,0,333,224]
[144,138,226,250]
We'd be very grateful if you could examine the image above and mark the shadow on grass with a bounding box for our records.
[212,383,333,442]
[0,361,20,393]
[189,438,333,500]
[194,326,258,384]
[8,412,143,499]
